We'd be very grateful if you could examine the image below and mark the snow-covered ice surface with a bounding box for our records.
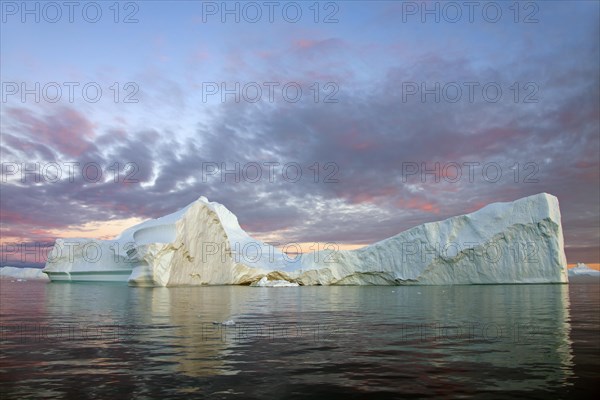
[0,266,49,281]
[43,193,569,286]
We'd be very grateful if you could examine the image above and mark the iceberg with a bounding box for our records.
[0,266,50,281]
[568,263,600,277]
[43,193,569,286]
[251,277,300,287]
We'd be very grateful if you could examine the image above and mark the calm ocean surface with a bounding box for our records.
[1,280,598,399]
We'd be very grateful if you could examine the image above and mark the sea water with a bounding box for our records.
[1,280,598,398]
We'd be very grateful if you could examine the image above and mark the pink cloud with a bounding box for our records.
[7,107,96,157]
[342,129,377,151]
[295,39,317,49]
[342,186,399,206]
[396,196,441,214]
[291,38,346,59]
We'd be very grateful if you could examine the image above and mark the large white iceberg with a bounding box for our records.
[43,193,569,286]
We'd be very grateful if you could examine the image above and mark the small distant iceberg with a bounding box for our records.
[0,266,50,281]
[251,276,299,287]
[568,263,600,277]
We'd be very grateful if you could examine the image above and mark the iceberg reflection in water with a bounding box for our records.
[0,280,593,398]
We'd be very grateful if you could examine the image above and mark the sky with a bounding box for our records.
[1,0,599,269]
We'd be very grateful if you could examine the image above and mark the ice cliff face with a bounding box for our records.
[126,197,289,286]
[43,193,569,286]
[294,193,567,285]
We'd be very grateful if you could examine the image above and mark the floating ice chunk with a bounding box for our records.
[251,276,300,287]
[212,320,236,326]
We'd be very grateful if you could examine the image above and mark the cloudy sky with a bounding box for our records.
[1,1,598,268]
